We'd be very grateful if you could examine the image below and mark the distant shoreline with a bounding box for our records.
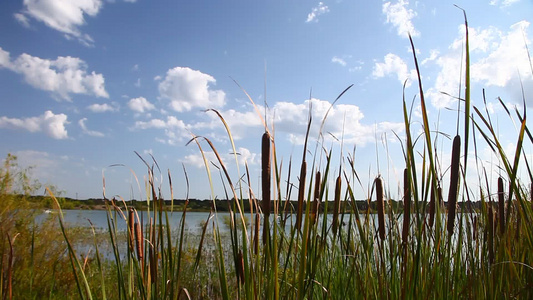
[24,194,485,213]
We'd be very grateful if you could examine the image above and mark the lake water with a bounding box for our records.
[40,209,220,234]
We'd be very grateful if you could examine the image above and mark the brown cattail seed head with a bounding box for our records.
[498,177,505,235]
[332,176,342,236]
[128,208,135,251]
[134,222,143,263]
[311,171,321,224]
[237,250,245,285]
[261,132,271,244]
[375,176,385,240]
[447,135,461,235]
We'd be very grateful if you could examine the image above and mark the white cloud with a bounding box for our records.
[331,56,347,66]
[349,60,365,72]
[470,21,531,87]
[0,110,68,139]
[182,151,219,169]
[490,0,521,7]
[128,97,155,113]
[158,67,225,112]
[306,2,329,23]
[87,103,118,113]
[195,98,403,146]
[427,21,532,109]
[372,53,417,87]
[18,0,103,46]
[0,48,10,68]
[181,146,258,169]
[134,78,141,87]
[0,47,108,101]
[134,116,189,145]
[234,147,258,166]
[421,49,440,65]
[13,13,30,28]
[196,108,264,140]
[271,98,404,146]
[382,0,419,38]
[78,118,104,137]
[11,150,59,182]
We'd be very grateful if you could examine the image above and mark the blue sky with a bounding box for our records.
[0,0,532,201]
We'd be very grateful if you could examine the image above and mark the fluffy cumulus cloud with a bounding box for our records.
[0,110,68,139]
[195,108,264,140]
[193,99,403,146]
[0,48,9,67]
[271,98,403,146]
[17,0,103,46]
[133,97,403,148]
[306,2,329,23]
[134,116,189,144]
[427,21,532,109]
[158,67,225,112]
[78,118,104,137]
[0,47,108,101]
[128,97,155,113]
[372,53,417,87]
[382,0,419,38]
[87,102,118,113]
[181,151,219,169]
[470,21,531,88]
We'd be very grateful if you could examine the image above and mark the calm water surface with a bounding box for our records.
[41,210,219,233]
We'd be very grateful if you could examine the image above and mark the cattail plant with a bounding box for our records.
[375,176,385,240]
[236,250,244,285]
[261,132,271,244]
[134,221,143,266]
[128,208,135,252]
[447,135,461,235]
[332,175,342,236]
[498,177,505,235]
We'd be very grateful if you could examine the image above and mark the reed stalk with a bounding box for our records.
[402,169,411,244]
